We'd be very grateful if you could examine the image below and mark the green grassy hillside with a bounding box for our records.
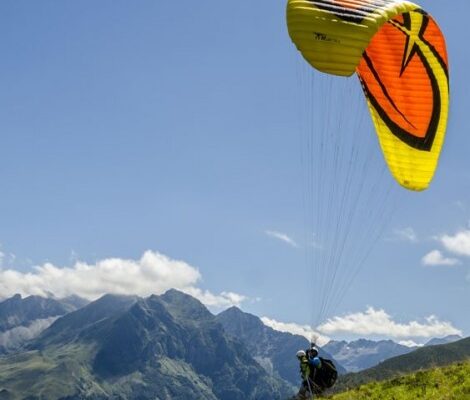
[328,360,470,400]
[333,336,470,392]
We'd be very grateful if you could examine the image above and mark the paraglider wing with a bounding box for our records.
[357,10,449,191]
[286,0,449,190]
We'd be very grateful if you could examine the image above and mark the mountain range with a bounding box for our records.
[0,291,294,400]
[322,335,463,373]
[216,306,346,386]
[323,335,462,372]
[0,292,466,399]
[424,335,462,347]
[322,339,414,372]
[332,335,470,393]
[0,294,88,354]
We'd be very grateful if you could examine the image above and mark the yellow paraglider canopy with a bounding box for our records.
[287,0,449,191]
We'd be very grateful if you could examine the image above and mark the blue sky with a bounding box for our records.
[0,1,468,344]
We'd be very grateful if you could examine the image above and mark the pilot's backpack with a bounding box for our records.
[313,358,338,389]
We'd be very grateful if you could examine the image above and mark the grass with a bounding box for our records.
[327,360,470,400]
[0,343,98,399]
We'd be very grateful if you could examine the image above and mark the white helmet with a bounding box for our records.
[296,350,306,358]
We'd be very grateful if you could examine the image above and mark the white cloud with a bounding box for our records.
[265,230,298,248]
[392,227,417,242]
[261,317,330,347]
[0,317,59,351]
[398,340,422,348]
[422,250,460,267]
[440,230,470,256]
[184,288,246,309]
[0,250,245,309]
[317,307,462,339]
[262,309,462,346]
